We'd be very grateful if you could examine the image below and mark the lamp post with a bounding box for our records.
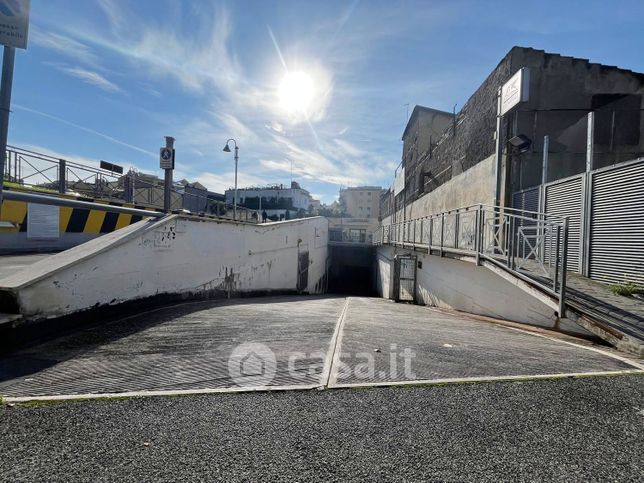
[222,139,239,220]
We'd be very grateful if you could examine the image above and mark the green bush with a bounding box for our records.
[609,281,642,297]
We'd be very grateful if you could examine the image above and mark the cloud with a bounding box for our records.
[58,66,123,93]
[30,28,98,66]
[13,104,156,158]
[192,171,268,194]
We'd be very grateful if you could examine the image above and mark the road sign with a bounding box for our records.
[160,147,174,169]
[100,160,123,174]
[0,0,30,49]
[500,67,530,116]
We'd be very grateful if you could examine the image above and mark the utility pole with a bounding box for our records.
[160,136,175,212]
[0,46,15,214]
[0,0,31,218]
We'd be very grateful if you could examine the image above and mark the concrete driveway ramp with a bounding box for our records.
[329,298,641,387]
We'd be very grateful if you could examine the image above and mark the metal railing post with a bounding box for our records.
[58,159,66,194]
[475,205,481,265]
[559,217,569,318]
[429,217,433,253]
[506,216,514,268]
[413,219,417,247]
[454,212,459,249]
[553,224,561,292]
[439,213,444,257]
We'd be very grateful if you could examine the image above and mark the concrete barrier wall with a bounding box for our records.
[376,245,592,337]
[0,197,154,254]
[1,215,328,319]
[383,155,496,226]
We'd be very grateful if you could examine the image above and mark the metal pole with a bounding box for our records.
[553,224,561,292]
[559,217,569,318]
[234,145,238,220]
[0,46,16,216]
[163,136,175,212]
[541,135,549,185]
[58,159,66,194]
[475,205,481,266]
[586,111,594,173]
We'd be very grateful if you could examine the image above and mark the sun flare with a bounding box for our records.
[279,71,315,113]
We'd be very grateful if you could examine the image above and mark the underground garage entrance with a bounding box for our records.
[327,245,376,296]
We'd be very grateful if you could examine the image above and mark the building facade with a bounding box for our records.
[226,181,317,221]
[339,186,385,219]
[382,46,644,221]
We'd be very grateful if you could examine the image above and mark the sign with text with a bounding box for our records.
[0,0,30,49]
[159,147,174,170]
[500,67,530,116]
[393,166,405,196]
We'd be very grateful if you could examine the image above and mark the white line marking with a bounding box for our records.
[422,305,644,370]
[329,369,644,389]
[3,383,321,403]
[499,325,644,371]
[321,297,350,387]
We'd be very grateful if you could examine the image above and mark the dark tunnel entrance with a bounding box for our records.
[327,245,376,296]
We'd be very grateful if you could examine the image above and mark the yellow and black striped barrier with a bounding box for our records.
[0,189,160,235]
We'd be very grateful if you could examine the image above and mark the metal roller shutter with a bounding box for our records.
[544,176,583,272]
[589,161,644,285]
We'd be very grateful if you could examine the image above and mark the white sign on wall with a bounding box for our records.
[500,67,530,116]
[393,167,405,196]
[0,0,30,49]
[27,203,59,240]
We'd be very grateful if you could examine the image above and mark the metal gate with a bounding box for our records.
[512,186,541,258]
[297,251,309,292]
[394,254,417,303]
[588,160,644,285]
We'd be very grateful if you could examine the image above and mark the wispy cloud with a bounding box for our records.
[58,66,123,93]
[30,28,98,66]
[13,104,156,158]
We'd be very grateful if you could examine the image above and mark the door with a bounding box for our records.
[395,254,417,303]
[297,251,309,293]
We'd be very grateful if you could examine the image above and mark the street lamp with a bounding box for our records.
[222,138,239,219]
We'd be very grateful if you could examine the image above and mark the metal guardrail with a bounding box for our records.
[374,204,570,316]
[3,146,258,222]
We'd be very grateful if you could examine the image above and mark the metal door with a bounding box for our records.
[297,251,309,292]
[395,254,417,303]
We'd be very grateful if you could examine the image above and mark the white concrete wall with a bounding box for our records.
[376,245,592,337]
[383,154,496,226]
[2,215,328,319]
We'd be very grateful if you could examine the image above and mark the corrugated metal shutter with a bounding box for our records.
[544,176,583,272]
[589,161,644,285]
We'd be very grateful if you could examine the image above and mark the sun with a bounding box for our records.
[279,71,315,114]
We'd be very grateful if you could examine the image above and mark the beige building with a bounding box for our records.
[339,186,385,219]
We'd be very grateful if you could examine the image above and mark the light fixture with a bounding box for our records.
[508,134,532,153]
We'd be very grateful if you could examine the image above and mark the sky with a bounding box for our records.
[8,0,644,203]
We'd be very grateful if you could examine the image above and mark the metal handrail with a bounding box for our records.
[375,204,569,316]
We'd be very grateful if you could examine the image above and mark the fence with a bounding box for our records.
[513,157,644,285]
[2,146,257,222]
[374,204,570,315]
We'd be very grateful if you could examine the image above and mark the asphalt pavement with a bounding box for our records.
[1,375,643,482]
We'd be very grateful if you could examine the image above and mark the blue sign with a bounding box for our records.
[159,147,174,169]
